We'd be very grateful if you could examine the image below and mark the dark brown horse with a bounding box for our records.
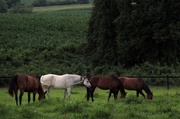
[118,77,153,100]
[8,73,46,105]
[87,76,126,102]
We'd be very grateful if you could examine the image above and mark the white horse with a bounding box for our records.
[40,74,91,101]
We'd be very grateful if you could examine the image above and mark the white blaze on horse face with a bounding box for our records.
[83,78,91,88]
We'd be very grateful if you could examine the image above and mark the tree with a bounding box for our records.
[86,0,180,67]
[115,0,180,66]
[0,0,8,13]
[6,0,21,8]
[32,0,47,7]
[85,0,119,66]
[77,0,90,4]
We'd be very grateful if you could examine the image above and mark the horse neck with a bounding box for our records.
[38,82,44,94]
[142,81,152,95]
[73,75,83,84]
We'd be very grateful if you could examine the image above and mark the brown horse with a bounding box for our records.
[8,73,46,105]
[87,76,126,102]
[118,77,153,100]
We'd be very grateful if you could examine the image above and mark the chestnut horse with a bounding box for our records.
[118,77,153,100]
[8,73,46,105]
[87,76,126,102]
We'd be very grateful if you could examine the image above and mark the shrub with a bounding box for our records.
[77,0,90,4]
[0,0,7,13]
[32,0,47,7]
[9,4,33,13]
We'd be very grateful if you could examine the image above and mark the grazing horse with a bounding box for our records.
[40,74,91,101]
[8,73,46,105]
[86,76,126,102]
[118,77,153,100]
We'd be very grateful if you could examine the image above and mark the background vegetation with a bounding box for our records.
[0,0,180,87]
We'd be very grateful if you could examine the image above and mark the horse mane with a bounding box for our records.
[141,79,152,95]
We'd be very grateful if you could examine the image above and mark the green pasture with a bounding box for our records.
[0,86,180,119]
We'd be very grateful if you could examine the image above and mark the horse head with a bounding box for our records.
[147,92,153,100]
[82,76,91,88]
[38,91,47,100]
[38,81,47,101]
[120,92,127,98]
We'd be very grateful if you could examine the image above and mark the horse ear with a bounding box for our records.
[86,74,91,79]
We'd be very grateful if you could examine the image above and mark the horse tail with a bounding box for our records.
[8,74,18,97]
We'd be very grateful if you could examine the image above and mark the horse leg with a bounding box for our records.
[14,90,18,105]
[33,91,37,102]
[19,90,24,105]
[28,92,31,104]
[114,93,118,100]
[108,90,112,101]
[91,88,95,102]
[86,87,90,101]
[136,91,139,97]
[139,90,146,98]
[67,88,71,101]
[64,89,67,100]
[47,88,50,99]
[114,90,118,100]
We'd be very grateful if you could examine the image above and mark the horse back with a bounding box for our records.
[40,74,55,85]
[24,76,39,91]
[89,76,114,89]
[119,77,143,90]
[16,73,28,89]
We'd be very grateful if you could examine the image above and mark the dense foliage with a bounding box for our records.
[0,0,8,13]
[86,0,180,67]
[0,0,33,13]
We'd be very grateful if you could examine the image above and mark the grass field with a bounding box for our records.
[0,86,180,119]
[0,4,92,76]
[33,4,93,12]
